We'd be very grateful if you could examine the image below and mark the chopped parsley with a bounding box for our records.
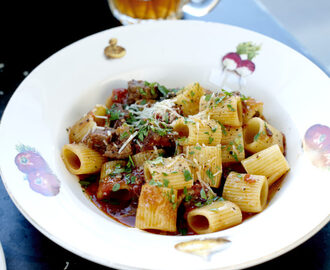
[112,183,120,192]
[183,186,192,202]
[214,96,225,105]
[237,144,244,153]
[254,132,261,141]
[227,104,236,112]
[183,170,192,181]
[106,105,124,121]
[178,227,188,235]
[205,94,212,102]
[79,175,98,188]
[79,180,92,188]
[158,85,169,96]
[149,179,163,187]
[217,121,227,135]
[162,178,169,187]
[150,87,156,96]
[240,94,249,101]
[222,90,233,96]
[200,188,207,200]
[206,169,215,185]
[137,125,149,141]
[139,87,147,96]
[230,151,239,162]
[120,131,129,140]
[128,155,135,168]
[140,99,147,105]
[149,156,164,165]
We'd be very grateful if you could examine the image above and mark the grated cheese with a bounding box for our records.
[213,170,222,177]
[94,115,108,119]
[95,126,105,130]
[128,98,180,123]
[118,131,138,153]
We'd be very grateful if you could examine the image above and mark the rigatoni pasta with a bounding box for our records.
[69,114,97,143]
[144,156,194,190]
[223,172,268,213]
[183,145,222,188]
[200,93,243,126]
[241,144,290,186]
[62,143,107,174]
[187,200,242,234]
[100,160,127,179]
[243,117,284,153]
[91,104,108,126]
[174,82,205,116]
[61,79,289,236]
[242,97,263,124]
[221,126,245,163]
[132,149,164,168]
[173,117,221,146]
[135,184,178,232]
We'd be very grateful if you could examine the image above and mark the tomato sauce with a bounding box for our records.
[80,143,287,235]
[85,181,137,227]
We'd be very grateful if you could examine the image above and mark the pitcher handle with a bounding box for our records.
[182,0,220,17]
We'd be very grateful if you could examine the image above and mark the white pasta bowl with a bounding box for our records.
[0,21,329,270]
[0,242,6,270]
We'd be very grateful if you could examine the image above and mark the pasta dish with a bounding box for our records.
[61,80,290,235]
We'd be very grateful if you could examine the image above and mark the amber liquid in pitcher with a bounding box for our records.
[112,0,182,19]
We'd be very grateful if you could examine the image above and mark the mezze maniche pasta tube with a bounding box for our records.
[135,184,178,232]
[187,200,242,234]
[243,117,284,153]
[241,144,290,186]
[144,155,194,190]
[61,143,107,175]
[223,172,268,213]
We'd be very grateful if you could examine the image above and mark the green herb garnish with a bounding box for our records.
[205,94,212,102]
[200,188,207,200]
[120,131,129,140]
[112,183,120,192]
[206,169,214,185]
[254,132,260,141]
[227,104,236,112]
[149,156,164,165]
[139,87,147,96]
[183,170,192,181]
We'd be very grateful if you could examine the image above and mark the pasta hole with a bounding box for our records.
[189,215,210,231]
[245,118,261,144]
[63,149,81,170]
[174,124,189,138]
[110,189,130,200]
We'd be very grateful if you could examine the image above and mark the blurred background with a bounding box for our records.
[259,0,330,75]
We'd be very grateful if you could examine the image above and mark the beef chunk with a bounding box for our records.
[134,130,175,153]
[181,181,212,219]
[127,80,159,104]
[97,168,145,200]
[104,141,133,159]
[83,127,114,153]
